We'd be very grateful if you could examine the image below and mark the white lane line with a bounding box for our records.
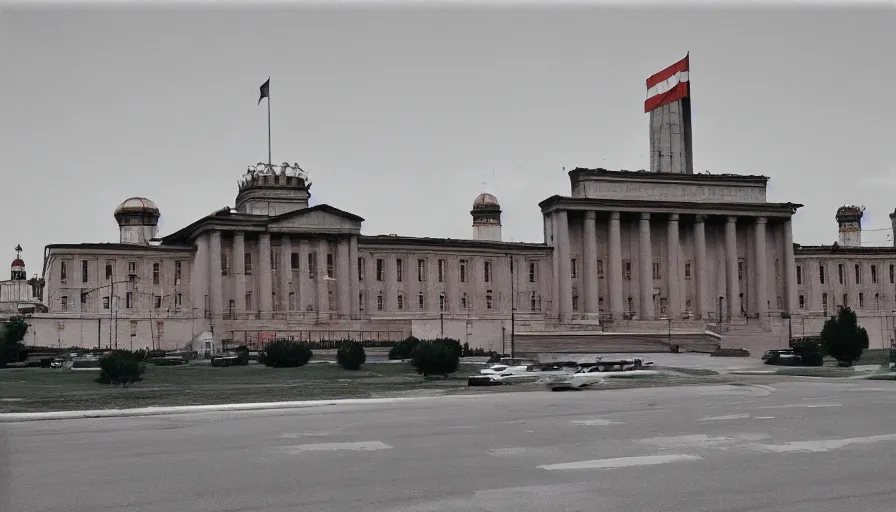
[758,403,842,409]
[571,419,625,426]
[699,414,751,422]
[282,441,391,453]
[539,454,702,471]
[755,416,776,419]
[747,433,896,453]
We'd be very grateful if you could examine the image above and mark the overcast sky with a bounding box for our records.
[1,2,893,275]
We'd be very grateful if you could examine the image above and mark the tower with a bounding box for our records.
[890,209,896,248]
[114,197,161,245]
[235,162,311,216]
[645,54,693,174]
[471,193,502,242]
[10,244,25,281]
[836,205,864,247]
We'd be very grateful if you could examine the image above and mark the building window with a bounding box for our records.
[328,290,335,310]
[397,293,403,310]
[819,265,826,284]
[103,296,110,309]
[105,262,113,280]
[154,295,162,309]
[572,295,579,311]
[271,251,280,273]
[153,262,161,284]
[80,292,88,305]
[307,253,315,278]
[822,293,828,315]
[796,265,802,285]
[486,290,493,309]
[842,293,848,307]
[130,321,137,339]
[358,257,365,281]
[82,260,89,283]
[858,292,865,309]
[855,264,862,285]
[660,297,668,316]
[461,293,469,309]
[175,294,182,308]
[439,293,446,311]
[175,261,182,284]
[838,263,844,285]
[60,261,67,282]
[376,292,384,311]
[570,259,577,279]
[291,252,300,270]
[245,292,253,310]
[623,260,632,279]
[484,261,492,283]
[245,253,253,275]
[128,261,137,275]
[652,261,661,280]
[459,260,467,283]
[529,262,537,282]
[872,265,878,284]
[737,259,744,280]
[685,299,692,313]
[126,292,134,309]
[875,293,880,310]
[799,295,805,309]
[684,261,692,278]
[376,259,384,281]
[891,264,895,284]
[396,258,403,282]
[418,292,425,310]
[438,259,446,282]
[359,292,365,312]
[627,297,634,312]
[60,296,68,311]
[326,254,334,278]
[598,297,605,313]
[775,259,781,280]
[531,292,539,311]
[417,259,426,282]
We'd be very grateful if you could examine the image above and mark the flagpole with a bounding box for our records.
[267,76,272,169]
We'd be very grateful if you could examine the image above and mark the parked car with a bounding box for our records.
[762,349,823,367]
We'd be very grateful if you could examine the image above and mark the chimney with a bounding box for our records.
[835,205,864,247]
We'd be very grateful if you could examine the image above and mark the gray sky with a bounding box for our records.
[1,3,893,275]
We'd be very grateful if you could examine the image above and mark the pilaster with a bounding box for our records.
[666,213,680,318]
[639,212,653,320]
[582,210,599,319]
[725,216,739,320]
[258,232,273,320]
[608,212,624,320]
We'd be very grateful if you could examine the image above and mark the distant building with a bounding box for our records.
[0,244,47,317]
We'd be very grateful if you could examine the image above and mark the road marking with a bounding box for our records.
[758,403,842,409]
[755,416,776,419]
[747,433,896,453]
[571,419,624,426]
[636,433,770,450]
[538,454,702,471]
[282,441,391,453]
[699,414,751,422]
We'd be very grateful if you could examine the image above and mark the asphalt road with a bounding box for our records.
[3,379,896,512]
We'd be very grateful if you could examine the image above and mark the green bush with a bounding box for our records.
[388,336,420,360]
[411,339,460,377]
[97,350,144,386]
[791,340,824,366]
[337,340,367,370]
[821,306,869,367]
[261,339,313,368]
[0,317,28,368]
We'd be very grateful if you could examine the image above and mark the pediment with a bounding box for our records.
[266,204,363,234]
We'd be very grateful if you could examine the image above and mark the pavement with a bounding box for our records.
[4,379,896,511]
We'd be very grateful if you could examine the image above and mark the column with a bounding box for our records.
[317,238,330,320]
[556,210,572,322]
[447,256,460,315]
[725,216,739,320]
[233,232,246,315]
[754,217,768,321]
[427,257,438,313]
[693,216,708,319]
[582,210,599,318]
[551,215,561,319]
[208,230,223,322]
[337,238,351,319]
[666,214,681,319]
[298,239,309,313]
[191,234,209,318]
[783,218,798,314]
[349,236,360,319]
[639,213,653,320]
[258,232,273,320]
[608,212,624,320]
[279,236,292,315]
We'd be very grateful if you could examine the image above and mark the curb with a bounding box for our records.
[0,397,431,423]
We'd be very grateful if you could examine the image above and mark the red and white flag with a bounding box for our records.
[644,54,689,113]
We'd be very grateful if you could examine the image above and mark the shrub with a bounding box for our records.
[821,306,869,367]
[337,340,367,370]
[411,339,460,377]
[0,317,28,368]
[261,339,313,368]
[388,336,420,360]
[97,350,144,386]
[791,340,823,366]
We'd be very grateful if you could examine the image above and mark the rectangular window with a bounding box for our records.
[799,295,805,309]
[623,260,632,279]
[486,290,493,310]
[358,257,365,281]
[775,259,781,280]
[875,293,880,310]
[153,262,161,284]
[819,265,826,284]
[838,264,844,285]
[685,299,692,312]
[80,292,87,305]
[130,321,137,338]
[103,296,110,309]
[871,265,878,284]
[82,260,89,283]
[684,261,692,278]
[597,259,604,279]
[397,293,404,310]
[271,251,279,273]
[859,292,865,309]
[737,259,744,280]
[126,292,134,309]
[796,265,802,285]
[855,264,862,285]
[245,253,253,275]
[660,297,668,316]
[396,258,403,282]
[154,295,162,309]
[652,261,661,280]
[484,261,492,283]
[61,296,68,311]
[418,292,425,310]
[438,259,446,282]
[376,292,384,311]
[60,261,67,281]
[572,295,579,311]
[175,294,182,308]
[376,259,384,281]
[245,292,253,310]
[439,293,446,311]
[128,261,137,275]
[459,260,467,283]
[175,261,182,284]
[842,293,848,307]
[288,292,296,311]
[570,259,577,279]
[461,293,468,310]
[531,292,539,312]
[326,253,334,278]
[359,292,365,312]
[291,252,300,270]
[417,259,426,282]
[891,264,895,284]
[307,253,315,278]
[529,262,537,283]
[105,261,113,280]
[822,293,828,315]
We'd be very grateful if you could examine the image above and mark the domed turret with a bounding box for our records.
[115,197,161,245]
[471,192,502,242]
[10,244,25,281]
[235,162,311,216]
[835,204,864,247]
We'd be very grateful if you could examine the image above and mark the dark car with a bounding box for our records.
[762,349,823,367]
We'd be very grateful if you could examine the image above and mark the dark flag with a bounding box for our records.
[258,78,270,105]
